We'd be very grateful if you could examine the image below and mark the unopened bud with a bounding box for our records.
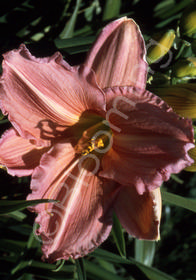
[149,73,170,87]
[172,57,196,78]
[185,145,196,172]
[185,147,196,172]
[180,2,196,38]
[147,30,175,64]
[153,83,196,118]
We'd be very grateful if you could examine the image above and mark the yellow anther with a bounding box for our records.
[92,137,104,149]
[74,118,112,157]
[80,136,105,156]
[81,143,94,156]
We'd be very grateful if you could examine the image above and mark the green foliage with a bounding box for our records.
[134,240,156,267]
[112,213,126,258]
[162,189,196,213]
[0,199,57,214]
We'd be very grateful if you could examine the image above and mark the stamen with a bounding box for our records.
[76,135,106,156]
[92,137,105,151]
[45,209,54,216]
[74,120,112,156]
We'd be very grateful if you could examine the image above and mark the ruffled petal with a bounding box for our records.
[0,128,48,176]
[100,86,194,194]
[114,186,161,240]
[0,44,105,145]
[28,142,112,262]
[84,17,147,89]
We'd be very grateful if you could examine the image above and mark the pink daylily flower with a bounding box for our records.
[0,17,194,262]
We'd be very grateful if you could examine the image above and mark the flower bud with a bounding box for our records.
[147,30,175,64]
[180,2,196,38]
[153,83,196,118]
[185,147,196,172]
[149,73,170,87]
[172,57,196,78]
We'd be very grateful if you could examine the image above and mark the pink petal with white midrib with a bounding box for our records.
[28,142,112,262]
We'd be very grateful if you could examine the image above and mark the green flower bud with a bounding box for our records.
[180,2,196,38]
[149,73,170,87]
[153,83,196,118]
[147,30,175,64]
[172,57,196,78]
[185,147,196,172]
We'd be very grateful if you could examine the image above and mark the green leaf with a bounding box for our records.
[20,274,33,280]
[84,0,101,22]
[91,249,177,280]
[161,189,196,212]
[75,258,86,280]
[134,260,177,280]
[30,260,74,273]
[154,0,191,19]
[170,174,184,184]
[52,259,66,272]
[11,259,33,276]
[26,227,39,249]
[134,239,156,266]
[0,199,57,214]
[0,239,26,254]
[102,0,121,20]
[0,111,4,120]
[112,213,126,257]
[0,256,74,280]
[9,224,32,236]
[96,259,116,273]
[55,36,95,49]
[8,229,40,278]
[0,118,9,124]
[7,210,27,221]
[84,260,124,280]
[60,0,82,39]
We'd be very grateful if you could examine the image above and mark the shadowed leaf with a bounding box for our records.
[0,199,57,214]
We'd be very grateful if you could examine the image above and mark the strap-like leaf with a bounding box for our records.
[112,213,126,257]
[75,258,86,280]
[134,239,156,266]
[0,199,57,214]
[161,189,196,212]
[91,249,177,280]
